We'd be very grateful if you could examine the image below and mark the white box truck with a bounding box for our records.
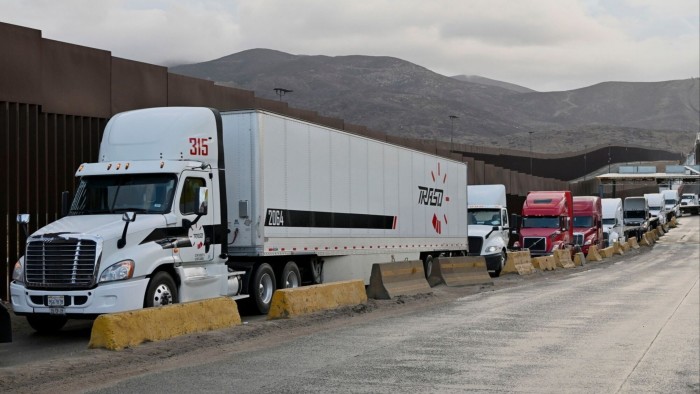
[601,198,625,247]
[661,189,680,219]
[643,193,666,228]
[11,107,468,332]
[466,184,509,277]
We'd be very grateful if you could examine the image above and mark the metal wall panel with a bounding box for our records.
[0,23,42,104]
[111,57,168,114]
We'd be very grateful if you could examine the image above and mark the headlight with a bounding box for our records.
[485,245,499,253]
[99,260,135,283]
[12,258,24,283]
[584,240,592,245]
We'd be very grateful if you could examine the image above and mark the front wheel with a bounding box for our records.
[26,314,67,334]
[145,271,178,308]
[490,250,506,278]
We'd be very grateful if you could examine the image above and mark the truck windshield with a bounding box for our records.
[602,218,616,225]
[573,216,593,227]
[664,199,676,205]
[648,206,661,210]
[69,174,177,215]
[521,216,559,228]
[468,209,500,225]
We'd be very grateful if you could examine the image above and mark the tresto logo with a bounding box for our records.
[418,162,451,234]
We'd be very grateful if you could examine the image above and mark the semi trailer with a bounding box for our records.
[11,107,468,332]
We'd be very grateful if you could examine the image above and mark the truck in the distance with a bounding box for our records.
[467,184,509,277]
[643,193,665,228]
[601,198,625,247]
[661,189,680,220]
[11,107,468,332]
[623,196,650,241]
[572,196,603,255]
[680,193,699,215]
[512,191,574,256]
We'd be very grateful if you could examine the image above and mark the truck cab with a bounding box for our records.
[623,196,650,241]
[467,185,509,277]
[601,198,625,247]
[572,196,603,255]
[643,193,666,228]
[514,191,573,256]
[661,189,681,220]
[11,107,243,333]
[680,193,700,215]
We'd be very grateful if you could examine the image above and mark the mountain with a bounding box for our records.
[451,75,535,93]
[170,49,699,153]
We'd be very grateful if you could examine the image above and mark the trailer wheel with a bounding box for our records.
[145,271,178,307]
[26,314,67,334]
[250,263,276,314]
[423,255,434,279]
[279,261,301,289]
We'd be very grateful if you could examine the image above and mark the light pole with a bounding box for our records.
[528,131,534,176]
[273,88,293,101]
[449,115,458,151]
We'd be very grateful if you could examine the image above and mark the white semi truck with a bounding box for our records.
[601,198,625,247]
[11,107,468,332]
[466,184,509,277]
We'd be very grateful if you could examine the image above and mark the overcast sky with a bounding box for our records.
[3,0,698,91]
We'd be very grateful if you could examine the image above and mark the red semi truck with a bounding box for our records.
[572,196,603,255]
[514,191,574,256]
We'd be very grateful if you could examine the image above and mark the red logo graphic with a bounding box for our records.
[421,162,450,234]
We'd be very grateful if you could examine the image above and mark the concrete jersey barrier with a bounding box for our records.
[504,251,536,275]
[586,245,603,261]
[553,249,575,268]
[268,280,367,319]
[428,256,493,287]
[366,260,432,300]
[531,255,556,271]
[89,297,241,351]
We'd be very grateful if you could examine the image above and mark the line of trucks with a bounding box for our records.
[4,106,691,336]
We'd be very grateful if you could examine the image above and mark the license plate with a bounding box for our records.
[47,295,65,307]
[49,307,65,315]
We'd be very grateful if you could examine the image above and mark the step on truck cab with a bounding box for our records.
[623,196,650,241]
[11,107,469,332]
[572,196,603,255]
[514,191,574,256]
[601,198,625,247]
[467,184,509,277]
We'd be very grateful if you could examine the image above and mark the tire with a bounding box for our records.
[26,314,67,334]
[145,271,178,308]
[490,250,506,278]
[279,261,301,289]
[250,263,276,314]
[423,255,434,279]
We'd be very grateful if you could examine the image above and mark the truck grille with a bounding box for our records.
[573,233,584,246]
[25,238,99,289]
[467,236,483,256]
[523,237,546,252]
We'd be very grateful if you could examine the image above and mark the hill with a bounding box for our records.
[170,49,699,153]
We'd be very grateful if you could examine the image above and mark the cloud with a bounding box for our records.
[1,0,697,91]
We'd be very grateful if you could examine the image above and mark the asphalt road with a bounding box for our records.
[86,216,698,393]
[1,216,698,393]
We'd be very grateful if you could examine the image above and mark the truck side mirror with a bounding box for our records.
[16,214,30,241]
[510,213,521,233]
[118,212,137,249]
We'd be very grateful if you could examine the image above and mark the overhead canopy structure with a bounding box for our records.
[596,172,700,185]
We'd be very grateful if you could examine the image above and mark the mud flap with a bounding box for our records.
[0,304,11,343]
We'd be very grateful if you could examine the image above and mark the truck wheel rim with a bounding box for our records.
[153,284,172,306]
[285,271,300,288]
[259,273,274,303]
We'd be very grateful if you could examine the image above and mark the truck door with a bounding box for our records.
[177,171,215,263]
[501,208,510,241]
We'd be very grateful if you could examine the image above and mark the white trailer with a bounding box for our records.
[466,184,509,277]
[11,107,468,331]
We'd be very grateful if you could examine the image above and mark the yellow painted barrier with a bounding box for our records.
[366,260,432,299]
[553,249,575,268]
[429,256,493,287]
[599,246,615,258]
[639,232,653,247]
[620,241,631,252]
[613,241,625,256]
[586,245,603,262]
[656,226,665,237]
[506,251,536,275]
[628,237,639,249]
[268,280,367,320]
[89,297,241,351]
[502,252,518,274]
[669,217,677,228]
[532,255,556,271]
[574,252,586,267]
